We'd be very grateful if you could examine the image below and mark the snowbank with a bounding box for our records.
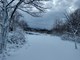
[7,33,80,60]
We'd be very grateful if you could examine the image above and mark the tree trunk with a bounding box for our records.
[75,39,77,49]
[74,30,78,49]
[1,0,9,60]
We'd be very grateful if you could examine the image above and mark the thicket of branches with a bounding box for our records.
[52,8,80,36]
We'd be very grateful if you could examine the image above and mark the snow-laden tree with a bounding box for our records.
[64,9,80,49]
[0,0,50,60]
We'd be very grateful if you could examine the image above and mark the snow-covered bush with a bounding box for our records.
[6,29,27,55]
[61,34,80,43]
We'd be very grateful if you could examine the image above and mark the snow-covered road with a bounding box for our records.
[7,33,80,60]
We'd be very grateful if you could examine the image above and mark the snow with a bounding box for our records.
[7,33,80,60]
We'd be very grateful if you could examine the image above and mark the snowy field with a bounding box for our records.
[7,33,80,60]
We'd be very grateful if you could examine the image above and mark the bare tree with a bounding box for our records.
[0,0,49,60]
[64,9,80,49]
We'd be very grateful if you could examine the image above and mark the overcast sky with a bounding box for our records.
[23,0,80,30]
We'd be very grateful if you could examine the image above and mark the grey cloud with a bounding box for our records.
[22,0,80,30]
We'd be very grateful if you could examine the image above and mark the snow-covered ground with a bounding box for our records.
[7,33,80,60]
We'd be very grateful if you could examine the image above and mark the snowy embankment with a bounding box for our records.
[7,33,80,60]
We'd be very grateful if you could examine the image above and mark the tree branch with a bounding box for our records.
[10,0,24,20]
[6,0,15,7]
